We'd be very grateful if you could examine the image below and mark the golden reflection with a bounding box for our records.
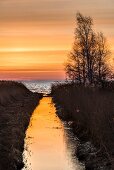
[23,97,83,170]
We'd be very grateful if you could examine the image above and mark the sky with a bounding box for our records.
[0,0,114,80]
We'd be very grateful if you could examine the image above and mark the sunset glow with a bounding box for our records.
[0,0,114,80]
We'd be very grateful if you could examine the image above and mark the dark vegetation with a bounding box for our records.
[52,13,114,169]
[0,81,43,170]
[51,82,114,169]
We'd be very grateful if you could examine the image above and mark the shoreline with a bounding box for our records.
[51,83,114,170]
[53,99,112,170]
[0,81,43,170]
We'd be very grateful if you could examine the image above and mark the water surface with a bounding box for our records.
[22,80,65,94]
[23,97,84,170]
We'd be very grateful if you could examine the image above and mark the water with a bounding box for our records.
[22,80,64,94]
[23,97,84,170]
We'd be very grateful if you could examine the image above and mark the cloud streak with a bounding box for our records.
[0,0,114,80]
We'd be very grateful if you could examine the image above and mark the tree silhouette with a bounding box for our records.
[66,13,111,85]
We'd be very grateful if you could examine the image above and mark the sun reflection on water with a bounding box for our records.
[23,97,84,170]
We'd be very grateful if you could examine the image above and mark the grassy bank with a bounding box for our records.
[51,82,114,169]
[0,81,43,170]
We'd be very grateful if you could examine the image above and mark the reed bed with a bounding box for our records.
[0,81,43,170]
[51,82,114,169]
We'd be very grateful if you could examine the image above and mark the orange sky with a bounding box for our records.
[0,0,114,80]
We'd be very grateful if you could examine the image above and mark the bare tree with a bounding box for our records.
[65,43,82,83]
[66,13,110,85]
[95,32,110,83]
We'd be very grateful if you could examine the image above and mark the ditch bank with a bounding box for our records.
[0,81,43,170]
[51,83,114,170]
[53,99,113,170]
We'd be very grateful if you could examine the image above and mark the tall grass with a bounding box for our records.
[0,81,31,105]
[51,83,114,162]
[0,81,42,170]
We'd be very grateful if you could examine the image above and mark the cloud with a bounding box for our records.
[0,0,74,23]
[0,0,114,80]
[0,0,114,26]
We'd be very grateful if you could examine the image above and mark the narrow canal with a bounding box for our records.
[23,97,84,170]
